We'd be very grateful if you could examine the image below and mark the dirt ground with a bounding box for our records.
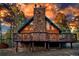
[0,43,79,56]
[0,48,79,56]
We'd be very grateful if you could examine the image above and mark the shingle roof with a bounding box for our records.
[45,16,61,33]
[17,16,61,33]
[17,17,34,33]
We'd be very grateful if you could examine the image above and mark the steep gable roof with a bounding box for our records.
[17,17,34,33]
[17,16,61,33]
[45,16,61,33]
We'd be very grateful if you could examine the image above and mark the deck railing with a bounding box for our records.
[13,32,77,42]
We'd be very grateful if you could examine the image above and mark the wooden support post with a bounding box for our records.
[44,42,47,49]
[59,43,62,49]
[47,42,50,50]
[70,42,73,49]
[61,43,63,48]
[29,41,32,52]
[15,41,18,52]
[31,42,34,52]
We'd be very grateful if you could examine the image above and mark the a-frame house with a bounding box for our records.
[13,5,76,52]
[15,5,61,41]
[17,5,61,33]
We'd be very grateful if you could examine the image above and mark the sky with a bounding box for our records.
[1,25,10,34]
[17,3,79,19]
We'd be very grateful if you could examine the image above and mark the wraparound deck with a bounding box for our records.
[13,32,77,52]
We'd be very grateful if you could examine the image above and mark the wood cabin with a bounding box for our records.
[15,5,61,41]
[13,5,77,52]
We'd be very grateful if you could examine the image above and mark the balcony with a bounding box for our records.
[13,32,77,42]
